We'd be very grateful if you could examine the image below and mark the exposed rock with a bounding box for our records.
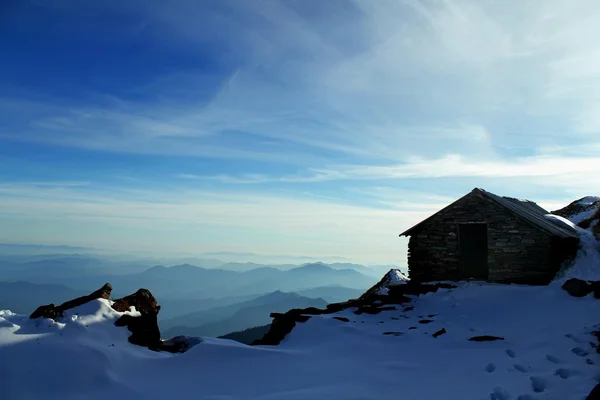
[354,305,397,315]
[28,283,205,354]
[114,313,161,351]
[30,283,113,320]
[468,335,505,342]
[160,336,202,353]
[418,319,433,324]
[432,328,447,338]
[111,289,160,314]
[562,278,593,298]
[586,383,600,400]
[552,197,600,227]
[294,314,311,323]
[590,282,600,299]
[333,317,350,322]
[382,332,403,336]
[360,269,409,300]
[393,282,457,297]
[325,300,357,313]
[252,317,297,346]
[592,330,600,354]
[254,277,456,346]
[30,304,60,320]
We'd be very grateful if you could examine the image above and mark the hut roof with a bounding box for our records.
[399,188,579,239]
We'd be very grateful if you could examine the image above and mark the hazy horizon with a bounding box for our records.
[0,242,403,267]
[1,1,599,265]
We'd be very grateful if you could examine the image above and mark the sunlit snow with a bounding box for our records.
[1,280,599,399]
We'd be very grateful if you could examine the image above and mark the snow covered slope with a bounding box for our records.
[359,268,409,299]
[553,196,600,228]
[1,282,599,399]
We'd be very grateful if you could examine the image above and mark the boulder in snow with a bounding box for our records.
[112,288,163,351]
[468,335,505,342]
[111,288,160,314]
[562,278,593,298]
[432,328,447,338]
[160,335,202,353]
[115,313,162,351]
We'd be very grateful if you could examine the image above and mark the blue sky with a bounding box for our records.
[1,0,600,264]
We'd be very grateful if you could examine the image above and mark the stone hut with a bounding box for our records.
[400,188,580,285]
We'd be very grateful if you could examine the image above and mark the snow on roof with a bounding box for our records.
[482,190,579,239]
[544,213,580,233]
[2,281,600,399]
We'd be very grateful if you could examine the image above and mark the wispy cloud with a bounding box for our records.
[4,0,600,164]
[0,182,436,263]
[2,0,600,262]
[179,152,600,196]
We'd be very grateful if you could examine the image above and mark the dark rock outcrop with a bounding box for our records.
[252,316,299,346]
[562,278,593,297]
[160,335,202,353]
[30,283,113,320]
[253,280,458,346]
[333,317,350,322]
[468,335,504,342]
[354,305,397,315]
[29,283,184,353]
[586,383,600,400]
[111,289,160,314]
[111,289,162,351]
[359,269,408,300]
[552,197,600,228]
[114,313,161,350]
[391,282,457,297]
[432,328,446,338]
[590,282,600,299]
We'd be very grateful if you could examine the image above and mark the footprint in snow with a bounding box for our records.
[554,368,576,379]
[490,387,511,400]
[545,354,561,364]
[571,347,590,357]
[513,364,529,373]
[485,363,496,373]
[530,376,546,393]
[565,333,584,343]
[505,349,517,358]
[515,395,535,400]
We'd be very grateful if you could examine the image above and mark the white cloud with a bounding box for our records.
[182,153,600,198]
[0,183,437,264]
[4,0,600,164]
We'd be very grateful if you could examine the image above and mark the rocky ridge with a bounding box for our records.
[29,283,198,353]
[252,276,456,346]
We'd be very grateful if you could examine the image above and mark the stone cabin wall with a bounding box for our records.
[407,191,578,285]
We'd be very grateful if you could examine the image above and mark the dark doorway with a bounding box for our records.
[458,223,488,280]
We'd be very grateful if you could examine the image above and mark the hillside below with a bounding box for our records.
[1,279,599,399]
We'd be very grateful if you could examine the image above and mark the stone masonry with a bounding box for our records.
[406,190,579,285]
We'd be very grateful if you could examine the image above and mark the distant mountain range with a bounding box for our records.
[0,281,87,314]
[162,290,328,338]
[218,324,271,345]
[0,258,379,299]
